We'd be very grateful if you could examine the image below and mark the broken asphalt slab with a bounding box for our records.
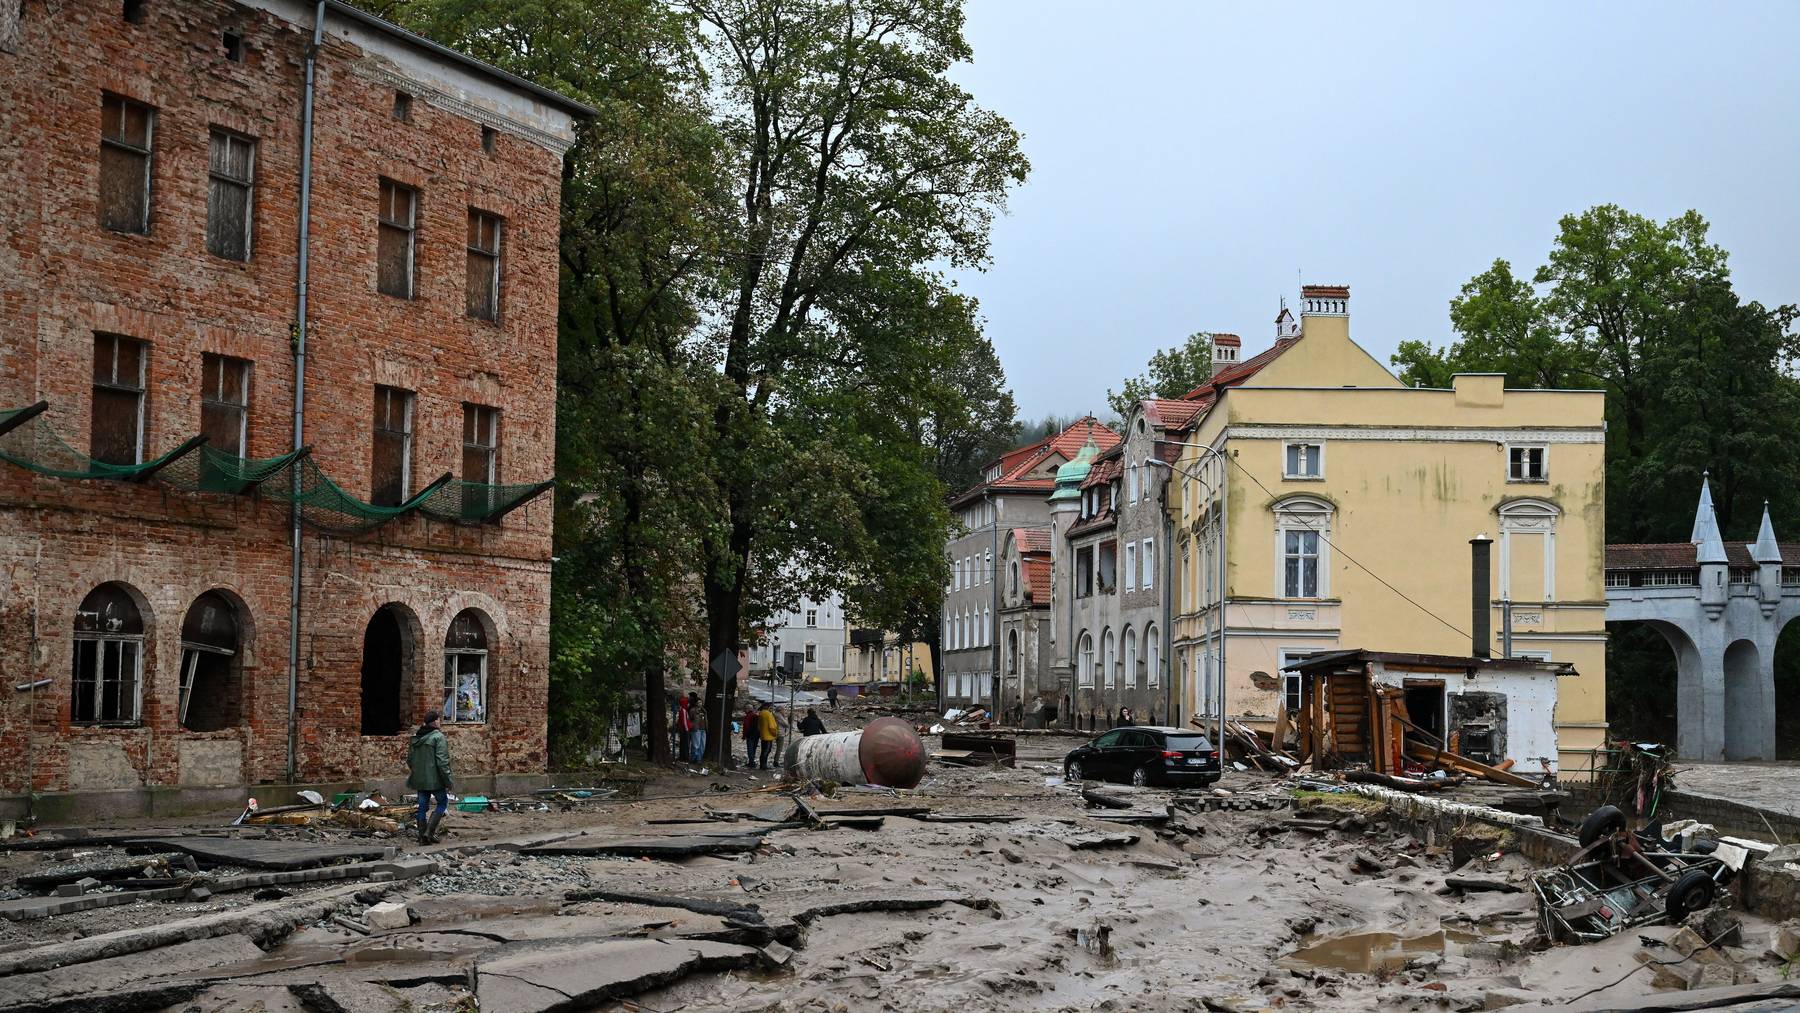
[0,934,266,1012]
[521,829,770,858]
[0,882,367,977]
[475,937,764,1013]
[122,836,391,870]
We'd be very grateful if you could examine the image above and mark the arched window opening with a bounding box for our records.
[178,591,241,731]
[361,605,415,735]
[1007,629,1020,675]
[443,609,490,723]
[1123,627,1138,690]
[72,583,144,726]
[1146,625,1161,688]
[1101,628,1115,689]
[1078,632,1094,688]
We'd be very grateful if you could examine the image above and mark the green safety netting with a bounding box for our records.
[0,405,552,532]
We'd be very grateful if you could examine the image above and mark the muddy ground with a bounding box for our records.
[1,719,1794,1012]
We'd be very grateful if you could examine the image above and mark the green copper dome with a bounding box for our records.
[1049,438,1100,502]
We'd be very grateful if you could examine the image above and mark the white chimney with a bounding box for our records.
[1210,332,1241,367]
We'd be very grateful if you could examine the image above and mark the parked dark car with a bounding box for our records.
[1063,726,1220,787]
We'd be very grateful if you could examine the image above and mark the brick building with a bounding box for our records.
[0,0,588,805]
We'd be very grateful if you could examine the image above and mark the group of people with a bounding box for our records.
[673,691,841,771]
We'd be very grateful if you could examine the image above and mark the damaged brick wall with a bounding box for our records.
[0,0,562,793]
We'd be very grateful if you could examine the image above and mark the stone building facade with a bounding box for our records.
[941,418,1118,706]
[0,0,587,804]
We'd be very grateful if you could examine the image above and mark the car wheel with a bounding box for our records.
[1578,805,1628,848]
[1131,766,1149,787]
[1066,760,1084,782]
[1666,869,1717,921]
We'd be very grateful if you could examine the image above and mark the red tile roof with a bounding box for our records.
[1300,284,1350,299]
[1607,542,1800,569]
[1176,336,1301,406]
[1021,557,1053,603]
[1143,398,1207,431]
[1011,527,1052,554]
[950,416,1120,506]
[1211,333,1241,346]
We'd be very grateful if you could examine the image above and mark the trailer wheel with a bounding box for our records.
[1577,805,1627,848]
[1665,870,1716,921]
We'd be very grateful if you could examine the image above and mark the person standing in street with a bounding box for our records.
[674,694,692,762]
[799,707,826,736]
[827,685,839,710]
[742,702,759,766]
[407,710,452,844]
[756,701,779,769]
[690,700,709,763]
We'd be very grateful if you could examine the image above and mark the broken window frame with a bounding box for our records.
[461,402,499,515]
[1075,545,1094,598]
[377,178,417,299]
[1096,540,1117,594]
[442,609,488,724]
[200,352,251,458]
[100,93,154,234]
[1278,650,1306,716]
[370,385,414,507]
[91,332,147,465]
[205,129,255,261]
[177,640,234,728]
[71,585,145,727]
[466,208,502,321]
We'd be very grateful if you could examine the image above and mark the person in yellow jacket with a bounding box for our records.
[756,701,779,770]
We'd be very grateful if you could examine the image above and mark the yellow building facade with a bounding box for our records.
[1168,287,1607,775]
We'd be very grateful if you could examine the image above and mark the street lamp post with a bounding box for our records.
[1150,443,1229,749]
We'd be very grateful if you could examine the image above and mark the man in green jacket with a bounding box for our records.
[407,710,452,844]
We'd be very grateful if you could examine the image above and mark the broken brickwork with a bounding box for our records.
[0,0,586,792]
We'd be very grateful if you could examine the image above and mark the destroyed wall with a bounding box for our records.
[1372,664,1560,774]
[0,0,566,793]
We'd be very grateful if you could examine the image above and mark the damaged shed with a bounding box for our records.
[1285,649,1573,778]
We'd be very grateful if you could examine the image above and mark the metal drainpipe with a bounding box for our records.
[287,1,325,785]
[1162,494,1173,724]
[1216,451,1228,750]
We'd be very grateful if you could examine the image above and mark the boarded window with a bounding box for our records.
[377,179,416,298]
[443,609,488,723]
[466,209,501,321]
[91,333,146,464]
[206,130,254,260]
[370,385,413,506]
[72,584,144,725]
[100,93,154,233]
[200,352,250,457]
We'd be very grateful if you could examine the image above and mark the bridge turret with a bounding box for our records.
[1751,500,1782,614]
[1694,474,1727,618]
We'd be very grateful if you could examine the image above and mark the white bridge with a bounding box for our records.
[1605,479,1795,761]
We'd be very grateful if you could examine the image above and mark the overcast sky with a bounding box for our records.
[948,1,1800,421]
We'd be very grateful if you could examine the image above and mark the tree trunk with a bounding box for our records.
[702,511,753,764]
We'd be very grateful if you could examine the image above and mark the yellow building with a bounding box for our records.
[843,630,935,690]
[1166,286,1607,776]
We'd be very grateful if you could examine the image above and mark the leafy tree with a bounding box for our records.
[1106,332,1215,418]
[685,0,1029,746]
[389,0,727,763]
[1399,205,1800,751]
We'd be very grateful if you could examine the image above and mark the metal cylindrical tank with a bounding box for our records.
[784,717,926,788]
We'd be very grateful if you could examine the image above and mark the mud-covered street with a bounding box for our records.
[4,723,1799,1013]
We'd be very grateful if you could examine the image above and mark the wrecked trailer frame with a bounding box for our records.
[1532,826,1733,943]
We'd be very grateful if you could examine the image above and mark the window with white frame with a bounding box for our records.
[72,583,145,726]
[1101,629,1115,688]
[443,609,489,723]
[805,642,817,663]
[1146,625,1160,687]
[1142,537,1154,589]
[805,609,817,628]
[1508,445,1547,482]
[1284,442,1323,479]
[1078,633,1094,687]
[1604,570,1630,588]
[983,606,991,645]
[1498,498,1560,603]
[1124,542,1138,591]
[1278,650,1306,716]
[1274,498,1332,599]
[985,549,993,584]
[1123,627,1138,687]
[1181,542,1193,605]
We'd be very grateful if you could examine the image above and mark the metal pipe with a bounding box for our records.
[782,717,925,788]
[287,0,326,785]
[989,492,1000,711]
[1162,489,1173,724]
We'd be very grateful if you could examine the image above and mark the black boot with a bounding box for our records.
[425,811,445,844]
[416,817,429,844]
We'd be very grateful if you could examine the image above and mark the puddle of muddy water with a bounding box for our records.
[1282,927,1478,974]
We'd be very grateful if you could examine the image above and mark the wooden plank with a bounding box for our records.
[1404,742,1540,788]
